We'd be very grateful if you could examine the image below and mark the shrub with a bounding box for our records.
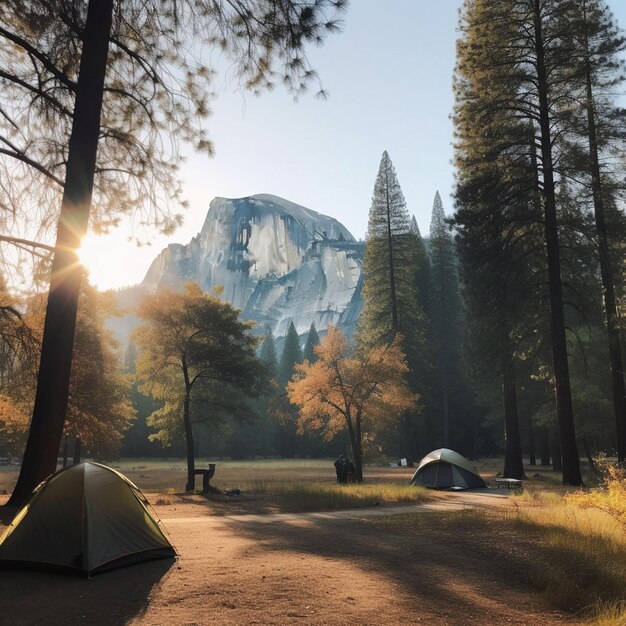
[567,454,626,530]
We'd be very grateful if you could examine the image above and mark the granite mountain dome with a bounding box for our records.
[137,194,364,338]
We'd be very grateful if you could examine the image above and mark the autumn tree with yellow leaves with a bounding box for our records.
[133,283,266,492]
[288,327,417,482]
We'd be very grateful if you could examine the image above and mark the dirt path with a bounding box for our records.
[0,491,579,625]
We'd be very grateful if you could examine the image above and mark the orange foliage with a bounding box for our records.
[287,327,418,468]
[19,282,134,458]
[0,394,30,455]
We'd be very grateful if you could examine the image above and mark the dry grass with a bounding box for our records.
[0,458,425,512]
[588,601,626,626]
[363,502,626,623]
[240,481,429,512]
[360,464,626,625]
[106,458,418,493]
[532,460,626,625]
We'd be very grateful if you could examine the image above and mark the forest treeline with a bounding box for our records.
[1,0,625,494]
[454,0,626,485]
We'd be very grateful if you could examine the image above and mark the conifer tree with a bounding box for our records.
[259,328,278,375]
[410,216,432,318]
[358,151,418,347]
[225,326,279,460]
[560,0,626,461]
[405,215,435,456]
[453,126,534,478]
[358,151,426,459]
[454,0,583,485]
[452,0,551,477]
[303,322,320,363]
[429,192,463,449]
[275,321,303,456]
[279,322,303,386]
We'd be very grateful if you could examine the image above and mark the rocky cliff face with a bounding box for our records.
[138,194,364,338]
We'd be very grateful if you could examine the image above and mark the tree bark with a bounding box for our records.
[183,390,196,491]
[532,0,582,485]
[182,355,196,492]
[583,43,626,462]
[72,437,82,466]
[62,434,69,469]
[583,433,599,476]
[344,409,364,483]
[550,425,563,473]
[8,0,114,506]
[539,427,550,466]
[501,345,526,479]
[442,374,449,448]
[437,239,449,448]
[527,412,536,466]
[400,415,417,466]
[354,410,364,483]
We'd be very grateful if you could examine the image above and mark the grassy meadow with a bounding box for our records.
[0,458,429,511]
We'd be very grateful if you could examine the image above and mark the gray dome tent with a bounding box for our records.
[410,448,486,490]
[0,462,176,575]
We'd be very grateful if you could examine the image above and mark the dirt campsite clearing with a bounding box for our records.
[0,460,583,625]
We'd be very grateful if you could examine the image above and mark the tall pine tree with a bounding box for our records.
[358,151,426,459]
[279,322,303,386]
[358,151,419,347]
[561,0,626,461]
[453,0,583,485]
[429,192,464,449]
[259,327,279,375]
[274,321,303,456]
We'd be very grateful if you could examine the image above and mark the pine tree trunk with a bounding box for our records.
[385,172,399,333]
[442,374,449,448]
[62,435,69,469]
[583,51,626,462]
[353,410,364,483]
[501,346,526,479]
[471,410,480,461]
[8,0,114,506]
[437,237,450,448]
[550,426,563,473]
[416,410,430,458]
[527,413,536,466]
[532,0,581,485]
[72,437,82,465]
[183,388,196,492]
[583,433,598,476]
[539,427,550,466]
[401,415,417,466]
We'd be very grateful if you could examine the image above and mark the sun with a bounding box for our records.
[77,231,118,290]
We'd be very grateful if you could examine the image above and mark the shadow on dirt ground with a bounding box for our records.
[0,494,582,625]
[0,558,174,625]
[220,509,578,625]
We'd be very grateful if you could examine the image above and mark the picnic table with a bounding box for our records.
[193,464,216,494]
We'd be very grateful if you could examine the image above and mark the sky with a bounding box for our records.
[80,0,626,291]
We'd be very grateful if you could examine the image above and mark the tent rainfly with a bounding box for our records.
[0,462,176,575]
[410,448,487,490]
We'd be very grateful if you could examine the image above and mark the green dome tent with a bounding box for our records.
[0,462,176,575]
[410,448,486,490]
